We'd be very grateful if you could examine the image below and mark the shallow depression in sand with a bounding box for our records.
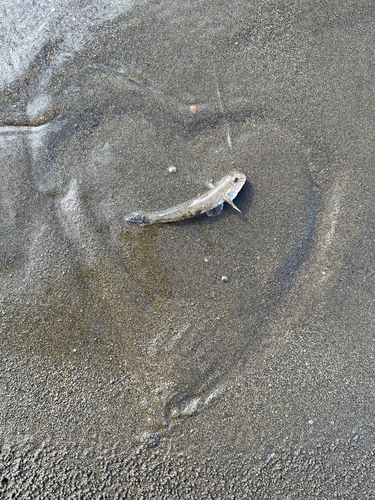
[0,5,320,426]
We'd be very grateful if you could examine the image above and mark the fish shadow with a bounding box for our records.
[237,179,253,215]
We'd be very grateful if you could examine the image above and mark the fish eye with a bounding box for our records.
[234,177,239,183]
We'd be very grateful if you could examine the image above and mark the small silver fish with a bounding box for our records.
[124,171,246,224]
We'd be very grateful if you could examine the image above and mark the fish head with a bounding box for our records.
[224,171,246,202]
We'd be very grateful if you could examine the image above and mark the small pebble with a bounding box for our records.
[221,276,229,283]
[190,105,197,115]
[168,166,177,173]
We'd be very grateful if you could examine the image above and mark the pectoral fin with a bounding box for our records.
[224,195,241,213]
[207,202,224,217]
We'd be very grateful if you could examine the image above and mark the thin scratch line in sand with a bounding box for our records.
[210,51,236,170]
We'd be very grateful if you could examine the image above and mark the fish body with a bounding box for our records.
[124,171,246,224]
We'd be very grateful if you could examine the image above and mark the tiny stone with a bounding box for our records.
[168,166,177,173]
[204,258,209,263]
[221,276,229,283]
[190,105,197,115]
[308,419,314,425]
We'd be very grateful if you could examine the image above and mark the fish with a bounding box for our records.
[124,171,246,224]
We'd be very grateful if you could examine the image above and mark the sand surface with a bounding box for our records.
[0,0,374,497]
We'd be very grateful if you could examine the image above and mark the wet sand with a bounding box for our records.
[0,0,374,497]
